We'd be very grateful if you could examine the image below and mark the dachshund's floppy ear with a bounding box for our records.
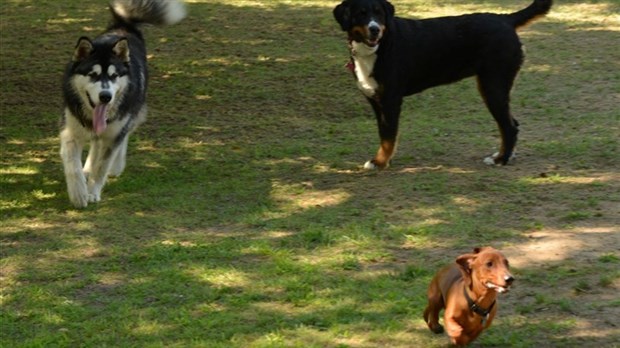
[333,0,351,32]
[456,252,477,286]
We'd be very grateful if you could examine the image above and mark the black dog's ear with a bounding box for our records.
[333,0,351,31]
[73,37,93,62]
[383,0,395,24]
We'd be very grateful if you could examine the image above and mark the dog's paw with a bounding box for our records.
[484,151,516,166]
[483,153,500,166]
[88,193,101,203]
[363,160,378,170]
[87,182,103,204]
[66,173,89,208]
[68,184,89,208]
[363,159,390,170]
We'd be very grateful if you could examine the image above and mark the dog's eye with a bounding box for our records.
[110,73,119,80]
[486,261,493,268]
[88,72,99,79]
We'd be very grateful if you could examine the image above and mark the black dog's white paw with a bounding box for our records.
[484,151,516,166]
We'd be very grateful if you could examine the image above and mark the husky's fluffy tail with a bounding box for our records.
[110,0,186,27]
[506,0,552,28]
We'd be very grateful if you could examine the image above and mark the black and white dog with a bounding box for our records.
[60,0,186,208]
[333,0,552,169]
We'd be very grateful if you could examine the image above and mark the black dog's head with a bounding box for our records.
[333,0,395,47]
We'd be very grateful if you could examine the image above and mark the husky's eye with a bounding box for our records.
[110,73,119,81]
[88,72,99,80]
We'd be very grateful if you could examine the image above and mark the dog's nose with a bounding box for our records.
[505,275,515,285]
[99,91,112,104]
[368,25,380,37]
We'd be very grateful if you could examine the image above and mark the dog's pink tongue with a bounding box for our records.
[93,104,108,135]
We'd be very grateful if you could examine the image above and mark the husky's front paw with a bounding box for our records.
[88,183,103,203]
[67,181,89,208]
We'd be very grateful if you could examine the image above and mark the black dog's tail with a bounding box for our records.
[109,0,186,29]
[506,0,552,28]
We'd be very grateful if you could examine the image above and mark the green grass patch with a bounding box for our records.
[1,0,619,347]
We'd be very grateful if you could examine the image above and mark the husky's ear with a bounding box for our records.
[112,38,130,62]
[333,0,351,32]
[73,37,93,61]
[456,252,477,285]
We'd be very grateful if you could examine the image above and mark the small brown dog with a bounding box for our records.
[424,247,514,346]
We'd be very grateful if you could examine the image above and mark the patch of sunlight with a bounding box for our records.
[187,0,335,8]
[520,173,614,186]
[551,4,620,31]
[255,55,291,63]
[32,190,56,200]
[136,139,157,151]
[43,312,65,325]
[132,320,173,336]
[452,196,480,212]
[309,163,360,175]
[195,94,211,100]
[264,230,295,239]
[569,318,620,338]
[524,64,555,73]
[80,26,98,32]
[98,272,125,286]
[402,232,435,249]
[573,226,617,234]
[504,225,618,268]
[195,302,227,313]
[400,165,474,174]
[143,161,164,169]
[0,166,38,175]
[271,179,350,211]
[161,240,197,247]
[191,56,247,67]
[0,200,30,211]
[47,18,91,24]
[130,276,154,285]
[1,219,57,234]
[186,266,250,288]
[177,137,206,149]
[0,262,18,292]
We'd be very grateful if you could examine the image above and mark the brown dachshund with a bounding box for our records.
[423,247,514,346]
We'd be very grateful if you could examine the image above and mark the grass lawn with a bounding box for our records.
[1,0,619,347]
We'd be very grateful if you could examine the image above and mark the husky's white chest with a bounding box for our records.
[351,42,379,98]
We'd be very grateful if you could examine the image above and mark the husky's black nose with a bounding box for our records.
[99,91,112,104]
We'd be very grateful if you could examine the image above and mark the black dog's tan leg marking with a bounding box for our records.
[366,139,398,169]
[364,96,401,169]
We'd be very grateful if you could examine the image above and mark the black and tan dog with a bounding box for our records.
[333,0,552,169]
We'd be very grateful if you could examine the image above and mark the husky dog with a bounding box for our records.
[60,0,186,208]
